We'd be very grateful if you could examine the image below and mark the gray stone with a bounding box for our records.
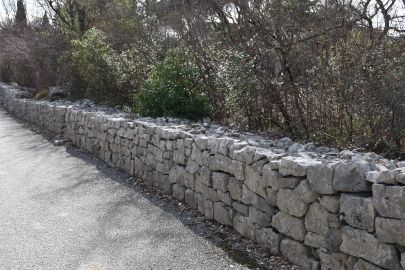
[307,162,337,195]
[375,217,405,246]
[232,146,256,164]
[217,190,232,205]
[262,164,280,191]
[353,259,384,270]
[214,202,232,226]
[195,166,212,186]
[333,161,374,192]
[173,184,185,201]
[366,170,397,184]
[280,239,320,270]
[245,165,266,197]
[233,213,256,241]
[340,226,401,270]
[305,229,341,252]
[319,195,340,213]
[204,200,214,219]
[401,252,405,270]
[185,189,198,209]
[373,184,405,219]
[248,207,272,227]
[241,185,275,215]
[212,172,230,192]
[276,137,293,148]
[294,180,317,204]
[228,178,242,201]
[280,156,320,177]
[319,252,356,270]
[232,202,249,216]
[277,188,308,217]
[265,187,277,206]
[209,154,233,174]
[340,194,375,232]
[255,227,282,254]
[231,160,245,181]
[279,177,302,189]
[305,202,334,236]
[272,212,306,241]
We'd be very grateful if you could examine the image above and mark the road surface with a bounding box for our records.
[0,111,252,270]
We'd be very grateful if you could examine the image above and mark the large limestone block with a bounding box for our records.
[373,184,405,219]
[375,217,405,246]
[255,227,282,254]
[277,188,308,217]
[245,164,266,197]
[233,213,256,241]
[280,239,320,270]
[248,207,272,227]
[262,164,280,191]
[305,202,335,236]
[241,185,275,215]
[319,251,356,270]
[353,259,384,270]
[279,156,321,177]
[209,154,233,174]
[340,194,376,232]
[272,212,306,241]
[212,172,230,192]
[214,202,232,226]
[340,226,401,270]
[307,162,337,194]
[333,161,375,192]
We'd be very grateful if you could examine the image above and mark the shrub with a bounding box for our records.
[135,51,210,120]
[71,28,118,104]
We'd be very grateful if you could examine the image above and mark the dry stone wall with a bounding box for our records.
[2,82,405,270]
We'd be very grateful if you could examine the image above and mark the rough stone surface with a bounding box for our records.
[333,162,374,192]
[214,202,232,226]
[280,239,320,270]
[340,226,401,270]
[340,194,376,232]
[375,217,405,246]
[272,212,306,241]
[373,184,405,220]
[307,163,336,195]
[255,227,282,254]
[353,259,384,270]
[277,188,308,218]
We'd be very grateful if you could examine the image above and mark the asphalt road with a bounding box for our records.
[0,111,251,270]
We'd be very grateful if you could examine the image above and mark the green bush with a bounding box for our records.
[71,28,118,104]
[135,51,210,120]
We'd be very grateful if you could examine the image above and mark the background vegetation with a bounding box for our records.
[0,0,405,156]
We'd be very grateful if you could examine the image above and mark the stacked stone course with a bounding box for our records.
[2,83,405,270]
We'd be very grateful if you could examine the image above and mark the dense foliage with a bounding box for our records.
[1,0,405,155]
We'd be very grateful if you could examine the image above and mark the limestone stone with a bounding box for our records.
[217,190,232,206]
[319,252,356,270]
[333,161,374,192]
[228,178,242,201]
[265,187,277,206]
[255,227,282,254]
[373,184,405,219]
[340,194,375,232]
[245,164,266,197]
[248,207,272,227]
[319,195,340,213]
[173,184,185,201]
[212,172,230,192]
[365,170,397,184]
[232,146,256,164]
[279,177,302,189]
[201,184,219,202]
[353,259,384,270]
[277,188,308,217]
[204,199,214,219]
[280,238,320,270]
[279,156,320,177]
[401,252,405,270]
[241,185,275,215]
[307,162,337,195]
[294,180,317,204]
[195,166,212,186]
[262,164,280,191]
[305,202,338,236]
[340,226,401,270]
[233,213,256,241]
[185,189,198,209]
[209,154,233,174]
[305,229,342,252]
[214,202,232,226]
[375,217,405,246]
[232,160,245,181]
[272,212,306,241]
[232,202,249,216]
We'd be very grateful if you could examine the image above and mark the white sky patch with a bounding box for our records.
[0,0,43,22]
